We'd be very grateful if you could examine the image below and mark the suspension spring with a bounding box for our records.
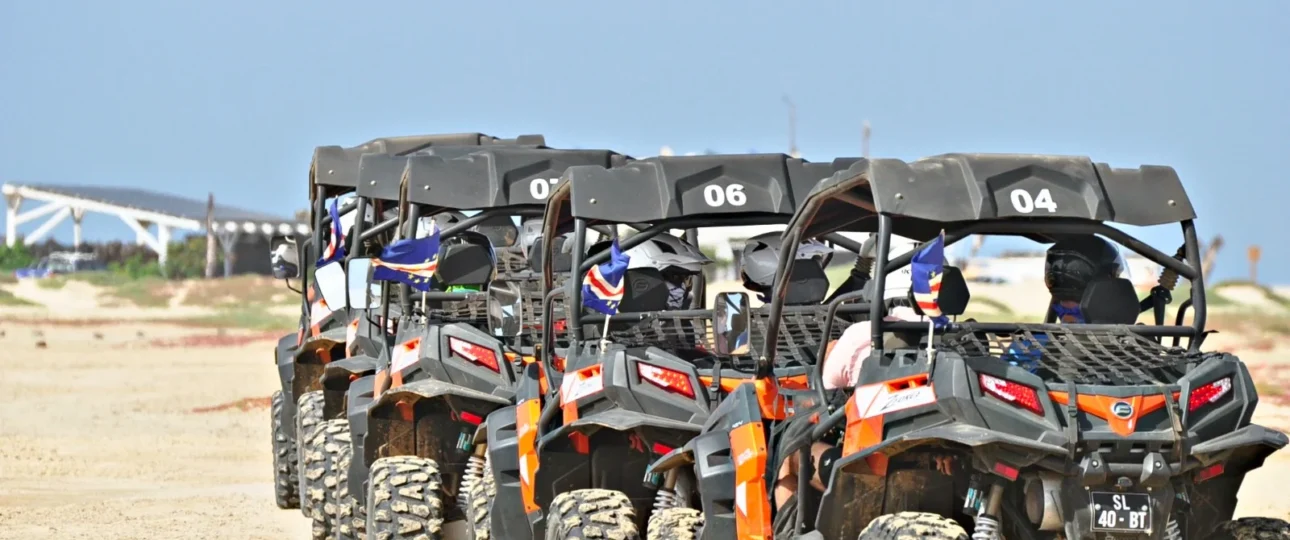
[972,514,1001,540]
[1165,517,1183,540]
[457,455,487,509]
[856,256,874,277]
[653,488,679,513]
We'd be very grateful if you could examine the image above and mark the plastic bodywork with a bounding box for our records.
[531,346,713,533]
[356,322,518,518]
[798,345,1287,540]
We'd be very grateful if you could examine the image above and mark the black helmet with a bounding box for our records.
[1044,235,1123,302]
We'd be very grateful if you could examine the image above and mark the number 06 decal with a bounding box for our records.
[703,184,747,207]
[1009,188,1058,214]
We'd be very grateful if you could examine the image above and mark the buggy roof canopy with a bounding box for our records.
[309,133,546,195]
[800,153,1196,241]
[356,145,549,202]
[397,147,629,212]
[552,153,863,229]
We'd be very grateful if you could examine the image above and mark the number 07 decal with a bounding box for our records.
[1009,188,1058,214]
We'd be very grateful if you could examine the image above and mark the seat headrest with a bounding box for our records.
[779,259,830,306]
[529,235,573,274]
[1079,277,1139,324]
[617,268,671,313]
[437,243,494,287]
[908,266,971,317]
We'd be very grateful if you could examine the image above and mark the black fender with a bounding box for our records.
[321,355,379,419]
[534,409,702,512]
[813,422,1068,538]
[485,405,536,540]
[364,379,512,512]
[1190,423,1288,470]
[290,328,348,405]
[345,374,377,507]
[274,332,300,434]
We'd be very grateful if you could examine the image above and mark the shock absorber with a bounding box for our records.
[652,470,680,513]
[972,483,1005,540]
[1164,517,1183,540]
[457,444,488,510]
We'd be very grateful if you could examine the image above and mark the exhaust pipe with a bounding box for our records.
[1023,472,1064,531]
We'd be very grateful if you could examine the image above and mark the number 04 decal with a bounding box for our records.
[1009,188,1058,214]
[703,184,747,207]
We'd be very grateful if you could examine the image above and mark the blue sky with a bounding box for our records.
[1,1,1287,281]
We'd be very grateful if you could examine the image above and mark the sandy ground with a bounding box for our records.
[0,321,309,540]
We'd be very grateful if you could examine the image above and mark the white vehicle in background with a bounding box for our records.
[13,251,106,279]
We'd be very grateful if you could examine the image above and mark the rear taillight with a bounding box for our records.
[979,373,1043,415]
[1188,377,1232,412]
[637,362,696,399]
[449,337,500,372]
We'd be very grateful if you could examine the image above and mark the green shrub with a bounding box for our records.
[0,244,36,271]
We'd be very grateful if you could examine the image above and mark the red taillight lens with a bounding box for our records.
[1188,377,1233,412]
[979,373,1043,415]
[448,337,500,372]
[637,362,696,399]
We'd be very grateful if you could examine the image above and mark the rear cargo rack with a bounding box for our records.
[586,307,851,369]
[946,324,1195,385]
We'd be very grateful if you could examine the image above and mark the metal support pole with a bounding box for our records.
[72,208,84,249]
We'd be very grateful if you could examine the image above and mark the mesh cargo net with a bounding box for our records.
[946,324,1196,385]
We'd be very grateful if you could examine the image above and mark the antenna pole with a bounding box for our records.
[783,96,799,158]
[862,120,871,159]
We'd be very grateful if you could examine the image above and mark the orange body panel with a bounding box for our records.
[840,373,933,474]
[696,375,809,421]
[730,421,772,539]
[516,398,542,513]
[1049,391,1180,437]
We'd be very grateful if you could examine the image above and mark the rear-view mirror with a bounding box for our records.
[714,292,751,356]
[315,261,348,309]
[269,235,300,280]
[346,258,381,310]
[487,280,524,338]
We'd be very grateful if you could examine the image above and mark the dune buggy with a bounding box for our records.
[650,153,1290,540]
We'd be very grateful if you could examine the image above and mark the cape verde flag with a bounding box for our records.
[317,198,347,267]
[372,222,440,292]
[911,231,950,328]
[582,238,630,315]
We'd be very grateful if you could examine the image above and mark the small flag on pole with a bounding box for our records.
[581,239,630,316]
[317,198,347,267]
[911,231,950,328]
[372,222,440,292]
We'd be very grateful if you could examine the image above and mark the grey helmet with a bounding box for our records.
[740,232,835,294]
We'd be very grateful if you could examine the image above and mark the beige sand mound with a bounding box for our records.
[1215,283,1287,312]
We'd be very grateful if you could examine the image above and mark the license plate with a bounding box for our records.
[1091,492,1152,532]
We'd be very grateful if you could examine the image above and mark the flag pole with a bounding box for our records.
[599,314,612,350]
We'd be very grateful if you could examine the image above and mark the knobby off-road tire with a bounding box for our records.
[858,512,969,540]
[296,390,325,517]
[544,489,641,540]
[271,391,300,509]
[647,507,702,540]
[304,419,349,540]
[1213,518,1290,540]
[366,456,445,540]
[464,462,496,539]
[334,449,366,540]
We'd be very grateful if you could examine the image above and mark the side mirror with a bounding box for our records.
[713,292,752,356]
[270,235,300,280]
[315,261,348,309]
[346,258,381,310]
[487,280,524,338]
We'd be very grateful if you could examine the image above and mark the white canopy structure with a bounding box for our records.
[2,182,308,272]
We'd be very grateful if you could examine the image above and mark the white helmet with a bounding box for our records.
[625,233,712,274]
[860,235,921,301]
